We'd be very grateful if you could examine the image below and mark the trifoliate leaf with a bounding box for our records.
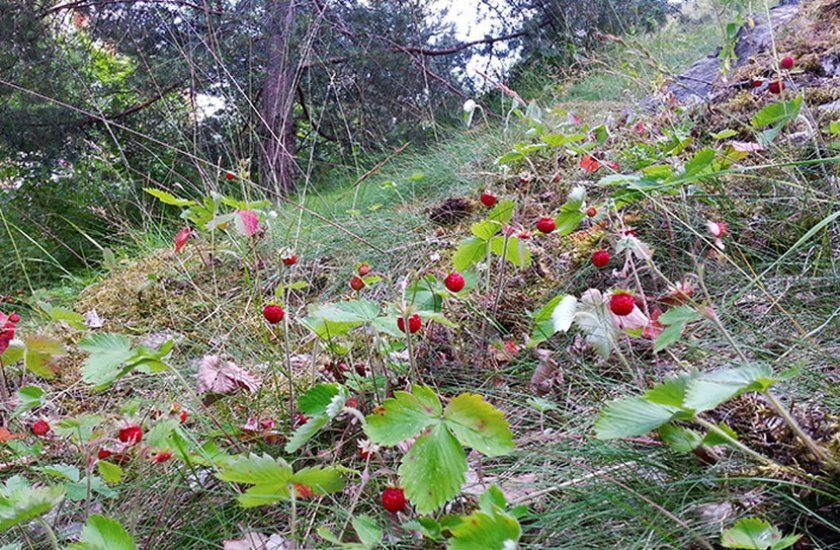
[454,237,488,271]
[216,454,293,508]
[289,467,346,496]
[78,333,134,387]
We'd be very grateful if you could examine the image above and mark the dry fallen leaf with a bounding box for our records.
[196,355,261,396]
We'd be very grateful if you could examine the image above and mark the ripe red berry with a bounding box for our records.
[97,448,112,460]
[381,487,407,513]
[586,207,597,218]
[263,304,285,324]
[282,255,297,266]
[752,79,763,88]
[294,483,314,499]
[179,410,188,424]
[31,420,50,436]
[591,249,610,268]
[444,272,465,292]
[225,171,235,180]
[152,451,173,463]
[8,313,20,323]
[610,292,635,317]
[397,313,422,334]
[357,263,371,276]
[480,193,497,208]
[349,276,366,291]
[536,217,556,234]
[769,80,785,94]
[118,425,143,445]
[780,56,795,70]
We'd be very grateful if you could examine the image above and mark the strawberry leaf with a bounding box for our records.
[443,394,514,457]
[486,199,515,224]
[399,423,466,514]
[289,467,346,496]
[69,514,136,550]
[79,333,135,387]
[594,397,681,440]
[298,383,341,415]
[0,477,65,532]
[448,506,521,550]
[683,364,778,412]
[453,237,488,271]
[284,414,329,453]
[364,385,441,446]
[721,517,800,549]
[143,188,195,208]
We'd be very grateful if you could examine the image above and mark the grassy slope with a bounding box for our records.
[4,4,840,549]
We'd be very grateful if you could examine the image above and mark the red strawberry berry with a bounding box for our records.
[225,171,235,180]
[350,276,366,291]
[780,56,795,70]
[381,487,407,513]
[536,217,556,234]
[591,250,610,268]
[752,79,763,88]
[480,193,497,208]
[119,424,143,445]
[282,255,297,266]
[263,304,285,324]
[610,292,635,317]
[179,410,188,424]
[357,263,371,276]
[97,448,112,460]
[397,313,422,334]
[152,451,173,463]
[444,272,465,292]
[8,313,20,323]
[31,420,50,436]
[769,80,785,94]
[586,207,597,218]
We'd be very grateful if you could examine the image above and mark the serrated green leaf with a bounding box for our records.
[364,385,441,446]
[486,200,515,224]
[751,96,803,129]
[684,364,777,412]
[97,461,123,485]
[595,397,680,439]
[471,220,500,241]
[490,236,531,268]
[721,517,800,549]
[55,414,102,443]
[453,237,488,272]
[289,467,345,495]
[644,374,692,409]
[37,463,80,483]
[78,333,135,388]
[38,301,86,330]
[68,514,136,550]
[12,386,44,418]
[658,424,703,452]
[351,516,382,549]
[496,151,524,164]
[443,394,514,457]
[298,384,341,415]
[143,188,195,207]
[144,419,180,450]
[702,422,739,447]
[682,148,716,178]
[216,453,292,485]
[0,481,64,532]
[1,339,24,366]
[299,317,360,340]
[448,507,521,550]
[554,210,585,236]
[312,300,380,324]
[22,335,63,379]
[478,485,507,513]
[399,424,466,514]
[284,414,330,453]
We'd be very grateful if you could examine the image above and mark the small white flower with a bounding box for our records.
[463,99,477,113]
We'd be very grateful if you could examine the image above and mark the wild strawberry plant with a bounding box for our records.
[362,385,514,513]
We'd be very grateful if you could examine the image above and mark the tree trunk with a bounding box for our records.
[260,0,298,195]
